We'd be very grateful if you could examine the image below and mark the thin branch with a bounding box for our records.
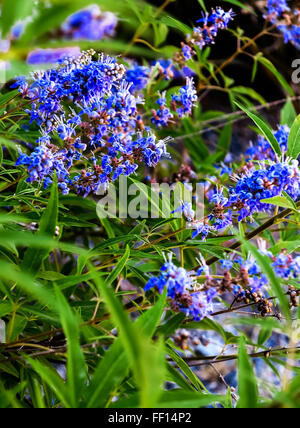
[173,96,300,142]
[179,346,300,367]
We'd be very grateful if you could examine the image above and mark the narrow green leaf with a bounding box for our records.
[281,100,296,127]
[258,57,294,96]
[86,290,167,408]
[234,102,282,157]
[22,175,58,274]
[54,286,87,408]
[166,344,206,392]
[26,358,72,408]
[160,16,192,34]
[105,245,130,286]
[261,195,298,212]
[287,114,300,159]
[237,336,258,408]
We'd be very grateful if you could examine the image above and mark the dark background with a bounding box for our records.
[148,0,299,115]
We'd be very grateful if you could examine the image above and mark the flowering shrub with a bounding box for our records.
[0,0,299,410]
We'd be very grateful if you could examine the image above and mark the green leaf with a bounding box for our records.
[261,195,298,212]
[232,86,266,106]
[21,175,58,275]
[0,260,58,311]
[0,89,20,108]
[0,0,35,36]
[54,286,87,408]
[26,358,72,408]
[216,123,232,161]
[234,102,282,157]
[197,0,207,12]
[110,390,226,408]
[105,245,130,286]
[166,344,207,392]
[160,16,192,34]
[258,57,294,96]
[86,290,167,408]
[237,336,258,408]
[222,0,254,13]
[287,114,300,159]
[281,100,296,127]
[258,328,272,346]
[90,267,166,408]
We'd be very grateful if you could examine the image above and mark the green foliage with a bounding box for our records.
[0,0,299,410]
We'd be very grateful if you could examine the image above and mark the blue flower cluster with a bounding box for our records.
[174,7,234,65]
[227,160,300,220]
[61,5,117,41]
[14,50,171,196]
[264,0,290,23]
[153,59,195,81]
[271,252,300,279]
[145,247,300,321]
[145,255,216,321]
[27,47,81,65]
[125,63,151,92]
[16,145,70,194]
[151,78,197,127]
[264,0,300,50]
[219,249,300,298]
[171,77,198,118]
[278,23,300,50]
[151,92,174,128]
[176,158,300,241]
[246,125,290,161]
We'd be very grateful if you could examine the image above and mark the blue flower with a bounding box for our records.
[187,7,234,49]
[278,24,300,50]
[172,202,195,222]
[27,47,81,65]
[14,51,171,196]
[151,93,173,128]
[246,125,290,161]
[126,63,151,92]
[220,260,233,270]
[264,0,290,23]
[145,255,217,321]
[172,77,197,117]
[62,5,117,41]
